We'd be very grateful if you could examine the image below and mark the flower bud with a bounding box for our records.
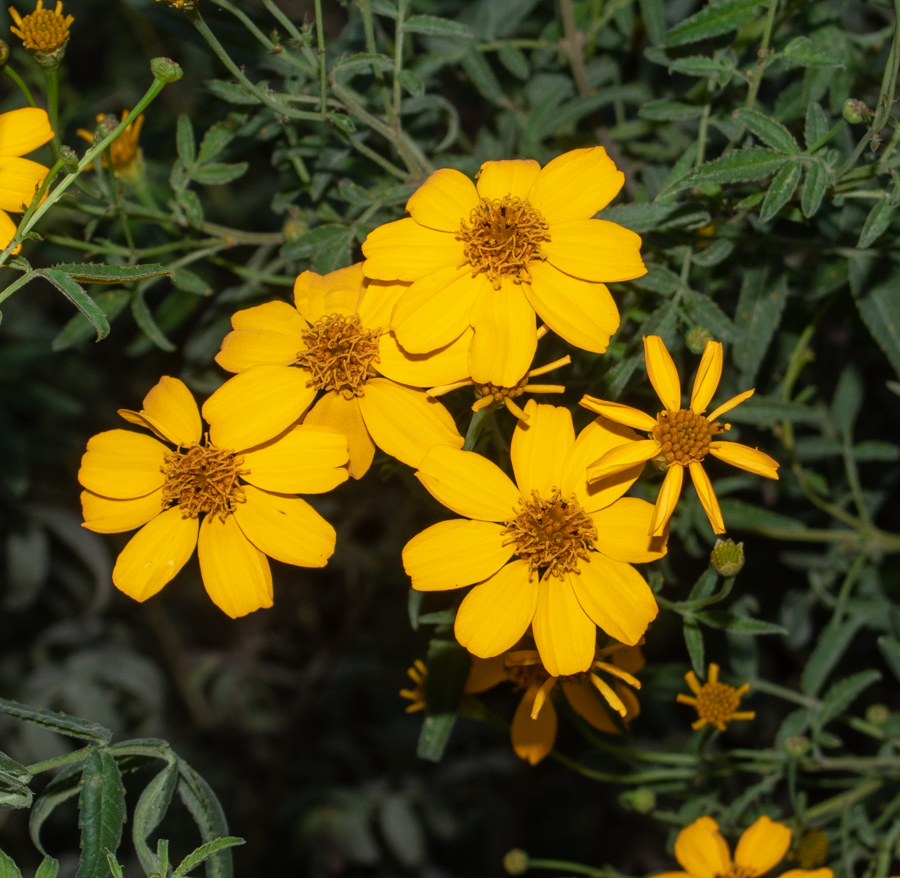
[151,56,183,83]
[59,145,79,172]
[784,735,809,757]
[503,850,529,875]
[283,217,308,243]
[619,787,656,813]
[0,41,9,66]
[866,703,890,725]
[710,539,744,577]
[686,326,713,355]
[842,99,869,124]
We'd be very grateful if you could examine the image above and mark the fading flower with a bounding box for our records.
[77,110,145,175]
[676,662,755,731]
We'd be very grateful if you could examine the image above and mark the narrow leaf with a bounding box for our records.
[37,270,110,341]
[666,0,767,46]
[736,109,799,154]
[75,751,126,878]
[858,195,894,249]
[30,764,85,855]
[684,618,705,676]
[0,698,111,745]
[691,611,787,635]
[176,114,196,167]
[191,162,249,186]
[173,838,245,878]
[133,760,179,875]
[733,269,788,383]
[759,160,802,222]
[34,857,59,878]
[816,670,881,727]
[658,148,788,198]
[131,291,177,353]
[177,763,234,878]
[51,263,170,284]
[854,274,900,379]
[403,15,472,37]
[802,613,870,696]
[804,102,829,149]
[281,224,353,261]
[416,714,457,763]
[801,160,828,217]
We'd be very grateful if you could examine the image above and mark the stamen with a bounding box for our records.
[295,313,381,398]
[162,438,245,520]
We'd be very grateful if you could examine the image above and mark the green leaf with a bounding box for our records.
[332,52,393,74]
[665,0,767,46]
[759,159,802,222]
[460,49,506,104]
[176,189,204,227]
[416,714,457,763]
[782,36,844,68]
[631,262,681,295]
[683,292,739,342]
[639,100,704,121]
[852,440,900,461]
[718,500,805,533]
[173,268,212,297]
[131,291,177,353]
[726,397,821,426]
[733,269,788,383]
[197,117,241,164]
[30,764,85,856]
[403,15,472,38]
[177,763,234,878]
[690,611,787,635]
[645,47,734,76]
[832,364,863,440]
[802,613,870,696]
[0,697,111,745]
[0,752,29,784]
[37,270,110,341]
[176,114,196,167]
[801,160,829,217]
[104,853,123,878]
[684,618,705,676]
[599,203,678,233]
[397,69,424,97]
[497,43,529,79]
[191,162,248,186]
[606,299,678,397]
[816,670,881,727]
[205,80,260,105]
[691,237,735,267]
[853,273,900,379]
[75,750,126,878]
[0,774,31,812]
[34,857,59,878]
[50,262,170,284]
[804,102,829,149]
[133,761,179,875]
[173,838,245,878]
[857,195,894,249]
[424,637,470,715]
[658,148,788,198]
[0,848,23,878]
[281,224,353,261]
[877,636,900,683]
[736,109,799,154]
[639,0,667,45]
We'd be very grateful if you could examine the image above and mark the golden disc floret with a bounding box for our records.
[9,0,73,54]
[651,408,725,467]
[295,313,381,398]
[162,440,245,520]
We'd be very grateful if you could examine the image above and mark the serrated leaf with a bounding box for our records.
[332,52,393,74]
[645,47,733,76]
[782,36,843,68]
[737,109,799,154]
[173,268,212,297]
[639,100,704,121]
[404,15,472,37]
[759,159,802,222]
[281,224,352,261]
[51,263,170,284]
[131,291,176,353]
[599,203,678,233]
[30,764,85,855]
[104,853,124,878]
[691,611,787,634]
[659,149,788,198]
[632,262,681,295]
[37,270,110,341]
[816,670,881,727]
[497,43,529,79]
[802,613,870,696]
[857,195,894,249]
[804,102,829,149]
[197,118,240,164]
[733,269,788,383]
[684,292,739,342]
[692,237,735,267]
[34,857,59,878]
[801,160,828,217]
[853,274,900,379]
[133,761,179,875]
[191,162,248,186]
[176,114,196,167]
[177,763,233,878]
[684,618,705,676]
[173,838,245,878]
[0,697,111,744]
[205,80,260,105]
[75,750,126,878]
[0,849,22,878]
[665,0,767,46]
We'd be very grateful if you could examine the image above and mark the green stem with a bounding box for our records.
[696,103,711,167]
[260,0,304,44]
[463,407,491,451]
[313,0,328,116]
[0,269,38,306]
[804,780,883,823]
[525,858,633,878]
[3,65,36,107]
[357,0,398,124]
[393,0,409,120]
[805,119,848,154]
[548,750,698,783]
[832,553,867,627]
[104,147,136,254]
[44,65,61,155]
[26,746,93,775]
[748,677,818,708]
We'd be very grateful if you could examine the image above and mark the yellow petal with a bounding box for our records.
[568,554,658,645]
[0,107,53,157]
[689,461,726,534]
[455,559,537,656]
[708,388,754,423]
[511,400,575,496]
[203,365,316,452]
[561,680,619,733]
[644,335,681,411]
[362,218,464,281]
[240,424,349,494]
[81,489,164,534]
[524,261,619,353]
[651,873,693,878]
[527,147,624,225]
[78,429,168,500]
[532,574,596,676]
[564,417,643,512]
[416,445,520,522]
[215,301,306,373]
[650,464,683,536]
[690,340,723,414]
[118,375,202,447]
[468,275,537,387]
[465,655,509,693]
[0,210,19,254]
[674,817,733,878]
[734,816,791,876]
[511,686,557,765]
[391,266,482,354]
[303,392,374,480]
[579,396,657,432]
[358,377,463,469]
[0,157,47,214]
[233,484,336,567]
[403,519,512,591]
[293,265,364,323]
[543,219,645,283]
[356,278,408,332]
[112,507,198,602]
[376,328,471,388]
[476,159,541,200]
[406,167,480,232]
[780,871,833,878]
[586,438,657,482]
[708,442,780,479]
[197,513,273,618]
[591,498,668,562]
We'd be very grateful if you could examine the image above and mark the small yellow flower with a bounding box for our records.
[581,335,779,536]
[792,830,830,870]
[9,0,73,56]
[676,663,755,731]
[155,0,197,9]
[78,376,350,618]
[362,148,646,387]
[467,643,644,765]
[77,111,145,174]
[402,400,667,677]
[205,263,463,479]
[655,814,833,878]
[399,659,428,713]
[0,107,53,254]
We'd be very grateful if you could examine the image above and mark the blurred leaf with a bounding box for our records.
[645,47,735,76]
[782,36,844,68]
[4,523,49,611]
[172,838,245,878]
[75,750,126,878]
[38,270,109,341]
[801,160,829,217]
[51,263,170,284]
[639,0,667,46]
[639,100,704,121]
[30,764,84,855]
[759,159,802,222]
[281,224,353,261]
[691,238,735,267]
[599,203,678,233]
[726,397,821,426]
[804,102,829,148]
[736,109,799,154]
[177,763,234,878]
[197,117,242,164]
[497,43,529,79]
[853,273,900,379]
[404,15,472,37]
[665,0,767,46]
[0,849,22,878]
[816,670,881,727]
[684,293,739,343]
[191,162,249,186]
[52,290,131,351]
[802,612,870,696]
[398,69,425,97]
[176,115,196,167]
[717,500,805,532]
[853,440,900,461]
[460,49,506,104]
[658,149,788,198]
[417,714,457,763]
[131,290,177,353]
[378,796,426,868]
[857,195,894,249]
[133,761,179,875]
[332,52,393,74]
[34,858,58,878]
[877,636,900,683]
[733,270,788,383]
[684,618,705,676]
[690,611,787,634]
[173,268,212,297]
[0,698,111,745]
[832,364,863,440]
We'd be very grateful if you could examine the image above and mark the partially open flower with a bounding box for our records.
[9,0,73,62]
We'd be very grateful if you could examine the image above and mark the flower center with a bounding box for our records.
[11,1,73,53]
[503,489,597,580]
[695,681,741,726]
[505,662,550,690]
[476,375,528,404]
[162,441,245,520]
[651,408,725,467]
[717,868,755,878]
[295,313,381,398]
[458,196,550,289]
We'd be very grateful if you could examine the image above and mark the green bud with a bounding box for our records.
[784,735,809,757]
[620,788,656,814]
[866,703,890,726]
[0,41,9,66]
[842,99,868,124]
[283,217,308,243]
[151,57,184,83]
[504,850,529,875]
[710,539,744,577]
[686,326,713,355]
[59,145,79,172]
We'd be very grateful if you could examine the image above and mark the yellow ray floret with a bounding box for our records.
[676,662,755,731]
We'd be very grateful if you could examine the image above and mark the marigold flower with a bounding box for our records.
[0,107,53,254]
[655,814,833,878]
[204,263,463,479]
[77,111,144,174]
[402,400,667,677]
[676,663,755,731]
[362,148,646,387]
[468,643,643,765]
[9,0,73,58]
[581,336,779,536]
[78,376,349,618]
[399,659,428,713]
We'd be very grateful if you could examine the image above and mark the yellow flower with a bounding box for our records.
[0,107,53,254]
[676,663,755,731]
[655,814,833,878]
[78,376,349,618]
[402,400,667,677]
[467,643,644,765]
[362,148,646,387]
[77,111,145,174]
[399,659,428,713]
[581,335,779,536]
[204,263,463,479]
[9,0,73,56]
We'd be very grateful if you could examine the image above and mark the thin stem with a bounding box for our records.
[805,120,848,154]
[749,677,819,709]
[803,779,883,821]
[548,750,698,783]
[357,0,398,123]
[695,103,711,167]
[526,858,633,878]
[261,0,304,43]
[463,407,491,451]
[44,65,61,155]
[393,0,408,120]
[0,269,38,306]
[313,0,328,116]
[4,65,36,107]
[26,746,93,775]
[104,147,136,253]
[560,0,591,95]
[832,553,867,627]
